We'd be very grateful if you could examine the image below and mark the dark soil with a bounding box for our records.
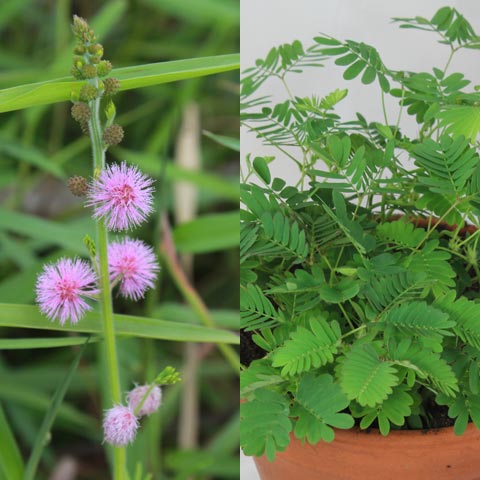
[241,331,456,430]
[240,329,265,366]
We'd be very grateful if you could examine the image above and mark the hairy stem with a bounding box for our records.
[89,93,126,480]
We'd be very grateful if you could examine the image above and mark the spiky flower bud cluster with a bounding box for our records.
[103,77,120,96]
[80,84,98,102]
[97,60,112,77]
[71,103,91,123]
[67,175,88,197]
[103,124,124,146]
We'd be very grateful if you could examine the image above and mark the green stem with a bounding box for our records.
[89,92,126,480]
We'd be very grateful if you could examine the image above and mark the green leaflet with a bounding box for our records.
[272,318,341,376]
[379,301,455,344]
[377,220,427,248]
[292,374,354,443]
[0,54,239,113]
[0,304,238,345]
[340,343,399,407]
[240,284,280,331]
[240,389,292,461]
[354,384,414,436]
[434,292,480,350]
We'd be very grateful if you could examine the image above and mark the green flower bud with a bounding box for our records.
[82,64,97,79]
[71,102,91,123]
[72,15,96,44]
[67,175,88,197]
[73,45,86,55]
[80,84,98,102]
[103,77,120,96]
[103,124,124,146]
[96,60,112,77]
[90,56,101,64]
[70,66,84,80]
[88,43,104,57]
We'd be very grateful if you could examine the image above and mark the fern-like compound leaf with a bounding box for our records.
[240,284,279,331]
[240,389,292,461]
[272,317,341,376]
[354,384,414,435]
[292,373,354,444]
[340,343,399,407]
[434,292,480,350]
[379,301,455,342]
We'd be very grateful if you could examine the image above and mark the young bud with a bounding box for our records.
[103,124,124,145]
[96,60,112,77]
[80,84,98,102]
[71,102,91,123]
[83,234,96,257]
[73,45,86,55]
[127,385,162,417]
[68,176,88,197]
[88,43,104,57]
[70,66,84,80]
[82,64,97,79]
[90,56,101,64]
[103,77,120,96]
[105,100,116,122]
[72,15,96,44]
[79,121,90,136]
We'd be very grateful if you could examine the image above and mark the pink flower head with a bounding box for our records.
[86,162,154,231]
[108,237,159,300]
[127,384,162,416]
[103,405,139,446]
[36,258,98,325]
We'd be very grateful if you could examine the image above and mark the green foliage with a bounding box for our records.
[240,389,292,461]
[272,318,341,376]
[340,344,399,407]
[353,384,414,435]
[240,284,279,331]
[292,374,354,443]
[240,4,480,462]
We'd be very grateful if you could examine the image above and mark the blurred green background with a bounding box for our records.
[0,0,239,479]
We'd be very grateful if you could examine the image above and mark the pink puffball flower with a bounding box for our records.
[86,162,154,231]
[127,384,162,416]
[36,258,98,325]
[103,405,139,446]
[108,237,159,300]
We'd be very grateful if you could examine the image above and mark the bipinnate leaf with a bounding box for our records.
[379,301,455,342]
[340,343,399,407]
[437,390,480,435]
[292,373,354,444]
[434,292,480,350]
[240,284,279,331]
[354,384,414,436]
[390,339,458,397]
[272,318,341,376]
[240,389,292,461]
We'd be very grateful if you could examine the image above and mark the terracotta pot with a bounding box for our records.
[253,424,480,480]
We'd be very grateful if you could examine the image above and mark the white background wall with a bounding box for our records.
[240,1,480,478]
[241,0,480,185]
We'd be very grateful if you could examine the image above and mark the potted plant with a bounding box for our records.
[240,6,480,479]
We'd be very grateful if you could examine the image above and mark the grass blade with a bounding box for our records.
[0,336,100,350]
[0,304,239,344]
[173,211,239,253]
[0,54,239,113]
[0,404,24,480]
[23,338,89,480]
